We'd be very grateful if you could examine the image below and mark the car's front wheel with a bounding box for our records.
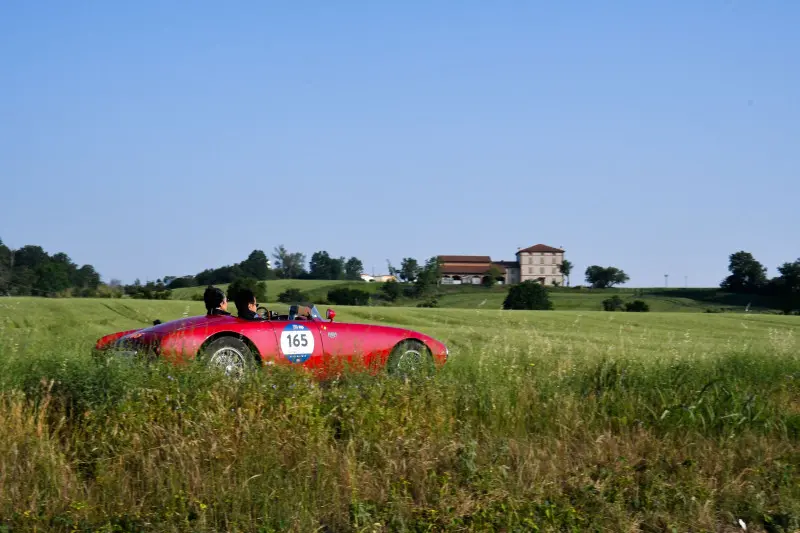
[387,339,435,378]
[199,336,256,380]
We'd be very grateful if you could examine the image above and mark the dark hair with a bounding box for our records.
[203,285,226,314]
[234,288,256,316]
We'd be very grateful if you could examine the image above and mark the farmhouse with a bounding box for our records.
[438,244,565,286]
[360,273,397,283]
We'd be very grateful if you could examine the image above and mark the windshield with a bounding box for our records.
[289,303,323,320]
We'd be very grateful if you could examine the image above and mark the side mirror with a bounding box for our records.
[326,308,336,322]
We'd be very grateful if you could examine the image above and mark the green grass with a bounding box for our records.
[169,280,781,313]
[1,298,799,531]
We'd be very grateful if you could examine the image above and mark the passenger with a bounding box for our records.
[233,288,265,320]
[203,285,231,316]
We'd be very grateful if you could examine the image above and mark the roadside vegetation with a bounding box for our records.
[1,298,798,531]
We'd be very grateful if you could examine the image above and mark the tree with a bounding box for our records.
[331,256,345,280]
[502,280,554,310]
[74,265,101,290]
[413,256,442,296]
[482,265,503,287]
[559,259,573,286]
[0,239,11,294]
[227,277,267,304]
[585,266,629,288]
[399,258,421,283]
[309,251,345,280]
[720,251,768,293]
[386,260,399,279]
[239,250,270,280]
[380,279,401,302]
[36,261,72,295]
[769,259,800,314]
[272,245,306,279]
[344,257,364,280]
[309,250,333,279]
[777,259,800,291]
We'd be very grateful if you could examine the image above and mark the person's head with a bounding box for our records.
[234,288,257,316]
[203,285,227,314]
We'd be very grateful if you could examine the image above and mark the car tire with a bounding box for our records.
[199,336,256,380]
[386,339,434,378]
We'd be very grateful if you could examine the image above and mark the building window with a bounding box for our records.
[540,267,545,274]
[552,267,558,274]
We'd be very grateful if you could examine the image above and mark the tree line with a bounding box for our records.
[719,250,799,314]
[0,239,102,297]
[2,236,796,314]
[163,245,365,289]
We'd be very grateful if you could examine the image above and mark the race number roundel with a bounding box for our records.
[280,323,314,363]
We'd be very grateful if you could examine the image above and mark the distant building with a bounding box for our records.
[510,244,565,285]
[438,244,565,286]
[437,255,494,285]
[361,273,396,283]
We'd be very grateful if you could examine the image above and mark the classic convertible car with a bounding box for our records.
[93,303,449,379]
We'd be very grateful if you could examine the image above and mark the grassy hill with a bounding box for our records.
[169,279,784,313]
[431,285,781,312]
[1,298,798,530]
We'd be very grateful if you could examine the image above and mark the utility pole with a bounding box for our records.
[664,274,669,287]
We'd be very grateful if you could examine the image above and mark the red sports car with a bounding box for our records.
[93,303,449,379]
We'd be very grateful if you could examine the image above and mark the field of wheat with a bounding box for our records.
[0,298,798,532]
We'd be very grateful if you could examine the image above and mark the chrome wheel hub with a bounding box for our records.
[208,347,246,379]
[397,349,423,373]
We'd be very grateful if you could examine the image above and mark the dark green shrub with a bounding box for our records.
[625,299,650,312]
[502,280,553,310]
[327,287,370,306]
[278,288,306,303]
[602,295,624,311]
[416,295,439,308]
[380,279,401,302]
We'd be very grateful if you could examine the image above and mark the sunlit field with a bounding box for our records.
[1,298,798,532]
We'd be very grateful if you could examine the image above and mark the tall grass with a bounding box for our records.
[0,301,799,531]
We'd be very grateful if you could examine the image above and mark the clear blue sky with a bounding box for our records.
[1,1,797,287]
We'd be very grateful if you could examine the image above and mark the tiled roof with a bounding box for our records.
[438,255,492,263]
[493,261,519,268]
[516,244,564,254]
[440,265,493,275]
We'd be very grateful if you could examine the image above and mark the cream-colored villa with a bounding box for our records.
[438,244,565,285]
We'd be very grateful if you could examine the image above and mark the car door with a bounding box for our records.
[269,318,327,370]
[233,319,283,363]
[317,321,380,373]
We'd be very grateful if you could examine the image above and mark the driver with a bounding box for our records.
[203,285,231,316]
[233,288,266,320]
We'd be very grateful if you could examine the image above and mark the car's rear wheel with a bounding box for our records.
[199,336,256,380]
[387,339,434,378]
